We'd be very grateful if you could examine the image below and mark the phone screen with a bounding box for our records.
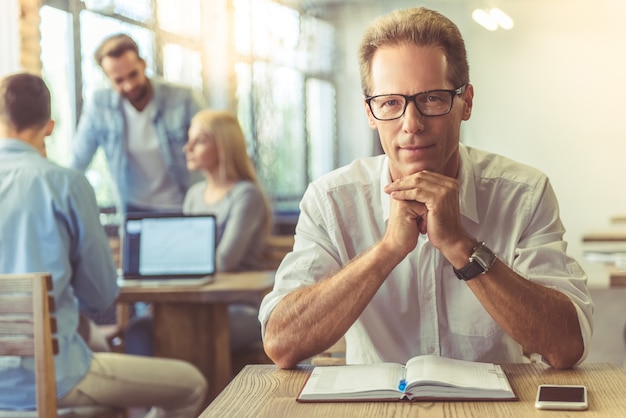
[537,386,586,402]
[535,385,588,410]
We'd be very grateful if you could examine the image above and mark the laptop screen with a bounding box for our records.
[122,213,217,279]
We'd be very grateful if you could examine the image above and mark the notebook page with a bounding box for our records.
[405,355,508,390]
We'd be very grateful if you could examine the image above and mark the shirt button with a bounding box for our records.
[427,345,435,354]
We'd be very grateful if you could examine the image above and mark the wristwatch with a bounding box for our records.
[453,242,496,281]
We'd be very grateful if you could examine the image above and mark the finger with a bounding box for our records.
[385,170,454,193]
[389,186,442,209]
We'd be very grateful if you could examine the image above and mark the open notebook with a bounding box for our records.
[117,212,217,287]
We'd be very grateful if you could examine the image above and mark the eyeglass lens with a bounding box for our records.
[369,90,454,120]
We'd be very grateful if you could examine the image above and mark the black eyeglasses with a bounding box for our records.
[365,85,467,121]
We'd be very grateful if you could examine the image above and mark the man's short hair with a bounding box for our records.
[358,7,470,97]
[0,73,51,132]
[94,33,141,66]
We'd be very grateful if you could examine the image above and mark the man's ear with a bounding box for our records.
[363,100,378,129]
[461,84,474,121]
[45,119,55,136]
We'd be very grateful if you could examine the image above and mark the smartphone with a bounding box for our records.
[535,385,588,410]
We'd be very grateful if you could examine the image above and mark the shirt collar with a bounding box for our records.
[378,143,479,225]
[0,138,40,155]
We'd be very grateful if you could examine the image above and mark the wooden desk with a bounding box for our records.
[200,363,626,417]
[117,271,275,403]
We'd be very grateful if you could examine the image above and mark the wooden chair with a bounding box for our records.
[262,234,294,270]
[0,273,124,418]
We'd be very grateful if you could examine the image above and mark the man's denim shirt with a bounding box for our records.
[69,77,205,210]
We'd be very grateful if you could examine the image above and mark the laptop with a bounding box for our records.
[118,212,217,287]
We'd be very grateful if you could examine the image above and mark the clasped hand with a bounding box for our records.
[383,170,465,255]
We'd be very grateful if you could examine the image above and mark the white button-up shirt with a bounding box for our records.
[259,144,593,365]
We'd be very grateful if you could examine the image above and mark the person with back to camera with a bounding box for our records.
[69,33,205,215]
[0,72,207,417]
[259,7,594,370]
[125,109,271,355]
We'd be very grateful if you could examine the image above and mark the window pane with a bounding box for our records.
[235,63,256,156]
[81,0,152,23]
[40,6,75,167]
[307,78,336,181]
[114,0,153,23]
[251,0,299,62]
[253,63,305,200]
[157,0,201,38]
[300,15,335,74]
[234,0,251,55]
[163,43,203,90]
[234,0,299,64]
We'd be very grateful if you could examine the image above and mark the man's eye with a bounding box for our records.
[426,94,445,103]
[378,97,404,108]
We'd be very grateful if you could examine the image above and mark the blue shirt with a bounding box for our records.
[0,139,119,409]
[69,78,205,211]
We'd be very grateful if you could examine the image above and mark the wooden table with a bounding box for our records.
[200,363,626,417]
[117,270,275,403]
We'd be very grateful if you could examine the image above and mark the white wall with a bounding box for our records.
[329,0,626,287]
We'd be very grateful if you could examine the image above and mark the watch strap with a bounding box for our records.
[453,242,495,281]
[453,260,485,281]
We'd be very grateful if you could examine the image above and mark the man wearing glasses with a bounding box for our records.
[260,7,593,370]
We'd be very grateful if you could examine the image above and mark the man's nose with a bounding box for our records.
[122,79,136,92]
[402,100,425,132]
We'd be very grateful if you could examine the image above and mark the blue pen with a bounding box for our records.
[398,379,407,391]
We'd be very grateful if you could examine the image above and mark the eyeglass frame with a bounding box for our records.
[364,84,467,121]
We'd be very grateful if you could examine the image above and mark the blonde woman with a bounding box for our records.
[183,109,271,271]
[183,109,271,351]
[125,110,271,356]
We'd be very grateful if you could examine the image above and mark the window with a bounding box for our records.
[40,0,336,212]
[233,0,336,209]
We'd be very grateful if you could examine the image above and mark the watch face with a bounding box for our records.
[454,243,496,281]
[473,244,496,271]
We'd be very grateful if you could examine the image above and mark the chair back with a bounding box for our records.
[0,273,124,418]
[262,235,294,270]
[0,273,57,417]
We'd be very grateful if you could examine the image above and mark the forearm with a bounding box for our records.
[264,241,404,369]
[467,260,584,369]
[69,130,97,171]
